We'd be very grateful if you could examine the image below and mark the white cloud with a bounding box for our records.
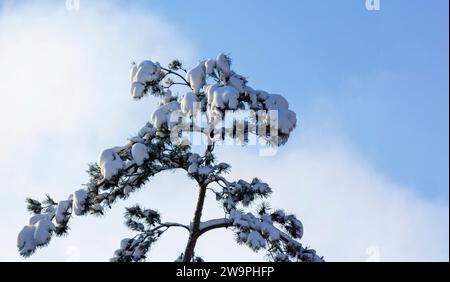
[0,0,196,261]
[0,1,447,262]
[0,0,195,198]
[212,138,449,262]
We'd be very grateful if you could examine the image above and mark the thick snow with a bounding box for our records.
[205,84,220,104]
[132,246,145,260]
[138,125,156,138]
[229,209,241,221]
[120,238,131,250]
[248,93,297,135]
[211,86,239,110]
[255,90,270,101]
[129,63,138,82]
[197,165,212,176]
[230,210,251,228]
[264,94,289,110]
[185,61,206,94]
[130,81,145,99]
[198,218,228,231]
[270,109,297,135]
[55,200,71,224]
[97,148,124,180]
[259,221,280,241]
[204,59,216,75]
[19,213,56,253]
[229,210,281,243]
[247,231,266,249]
[188,153,200,163]
[180,92,198,115]
[151,101,181,129]
[33,217,55,245]
[123,185,132,196]
[133,60,161,84]
[239,231,249,241]
[73,189,88,216]
[187,153,200,174]
[29,213,53,225]
[17,225,36,256]
[188,163,198,174]
[131,143,149,166]
[216,53,231,77]
[129,136,145,144]
[228,74,246,93]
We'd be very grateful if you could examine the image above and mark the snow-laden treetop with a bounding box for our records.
[130,53,297,147]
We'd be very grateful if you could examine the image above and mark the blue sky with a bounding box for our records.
[0,0,448,261]
[132,0,449,200]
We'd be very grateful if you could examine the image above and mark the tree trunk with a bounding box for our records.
[182,182,207,262]
[182,143,213,262]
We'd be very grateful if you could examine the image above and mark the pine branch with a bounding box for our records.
[17,53,319,262]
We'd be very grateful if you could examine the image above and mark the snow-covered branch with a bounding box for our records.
[17,53,322,262]
[198,218,230,235]
[197,212,323,262]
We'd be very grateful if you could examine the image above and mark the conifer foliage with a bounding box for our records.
[17,54,323,262]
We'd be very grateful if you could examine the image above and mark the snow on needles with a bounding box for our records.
[16,54,317,262]
[185,61,206,94]
[17,208,56,256]
[55,200,71,224]
[211,85,240,110]
[216,53,231,77]
[73,189,88,216]
[97,148,124,180]
[128,53,298,145]
[151,100,181,129]
[180,92,198,116]
[129,60,162,99]
[131,143,150,166]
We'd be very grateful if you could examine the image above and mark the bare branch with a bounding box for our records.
[161,67,191,88]
[160,222,190,232]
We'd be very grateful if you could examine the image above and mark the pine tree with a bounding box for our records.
[17,54,323,262]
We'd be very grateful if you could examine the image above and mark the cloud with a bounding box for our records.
[210,137,449,262]
[0,0,196,197]
[0,1,447,262]
[0,0,196,261]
